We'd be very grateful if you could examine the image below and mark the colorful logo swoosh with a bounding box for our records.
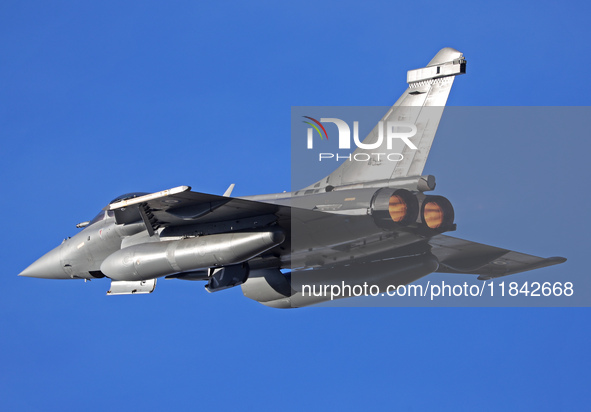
[303,116,328,140]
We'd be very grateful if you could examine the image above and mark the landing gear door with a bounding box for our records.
[107,279,157,295]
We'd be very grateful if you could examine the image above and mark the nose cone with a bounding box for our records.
[18,247,68,279]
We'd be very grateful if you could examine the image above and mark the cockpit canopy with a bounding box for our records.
[89,210,113,225]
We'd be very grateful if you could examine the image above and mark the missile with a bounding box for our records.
[101,230,285,281]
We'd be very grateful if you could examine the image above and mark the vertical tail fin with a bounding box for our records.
[312,48,466,191]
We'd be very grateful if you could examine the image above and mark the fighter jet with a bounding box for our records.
[19,48,566,308]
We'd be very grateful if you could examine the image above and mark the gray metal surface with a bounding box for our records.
[101,230,285,281]
[107,279,157,295]
[304,48,466,191]
[18,47,566,308]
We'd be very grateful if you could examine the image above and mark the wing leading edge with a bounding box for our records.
[107,186,355,236]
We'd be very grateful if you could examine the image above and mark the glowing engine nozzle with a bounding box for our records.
[420,195,454,231]
[423,202,444,228]
[388,195,408,223]
[371,188,418,229]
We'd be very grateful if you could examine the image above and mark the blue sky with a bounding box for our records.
[1,1,590,410]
